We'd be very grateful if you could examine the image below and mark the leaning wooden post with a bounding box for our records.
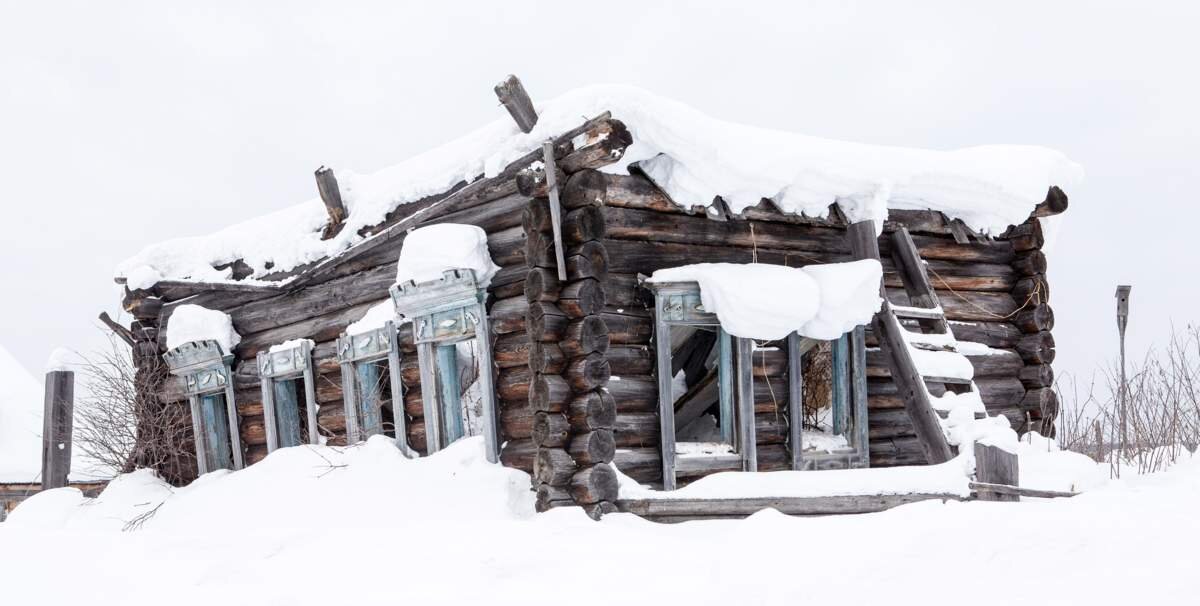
[315,166,347,239]
[541,142,568,281]
[974,442,1019,502]
[494,74,538,133]
[41,369,75,490]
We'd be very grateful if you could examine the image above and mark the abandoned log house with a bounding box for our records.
[113,78,1080,517]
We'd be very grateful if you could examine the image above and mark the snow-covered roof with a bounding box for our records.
[116,84,1083,290]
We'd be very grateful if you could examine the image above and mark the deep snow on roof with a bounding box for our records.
[115,84,1083,290]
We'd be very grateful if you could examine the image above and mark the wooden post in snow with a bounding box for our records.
[315,166,347,239]
[494,75,538,133]
[41,369,74,490]
[974,442,1018,502]
[541,142,568,281]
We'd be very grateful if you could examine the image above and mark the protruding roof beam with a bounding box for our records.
[315,166,346,239]
[494,74,538,133]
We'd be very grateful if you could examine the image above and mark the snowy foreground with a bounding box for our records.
[2,438,1197,606]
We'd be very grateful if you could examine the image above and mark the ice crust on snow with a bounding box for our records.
[164,305,241,353]
[114,84,1082,290]
[647,260,883,340]
[394,223,500,288]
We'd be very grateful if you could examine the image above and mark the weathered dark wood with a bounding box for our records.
[603,173,678,213]
[1011,250,1048,276]
[566,353,611,392]
[532,412,570,448]
[526,302,567,343]
[1019,364,1055,389]
[524,267,561,303]
[493,75,537,133]
[601,239,843,276]
[607,345,654,376]
[1017,331,1056,364]
[535,483,573,512]
[1022,387,1058,419]
[235,298,381,358]
[567,390,616,431]
[600,310,652,345]
[1012,274,1049,306]
[315,166,347,239]
[516,165,566,198]
[948,321,1022,349]
[528,341,565,375]
[868,347,1023,379]
[605,206,847,254]
[500,407,534,440]
[570,463,618,504]
[1031,186,1069,218]
[558,279,606,318]
[1014,304,1055,333]
[500,438,536,472]
[228,263,397,337]
[562,316,610,358]
[974,443,1019,502]
[1003,220,1044,252]
[497,366,532,401]
[568,430,615,465]
[970,481,1075,499]
[533,447,576,486]
[606,376,658,413]
[41,370,75,490]
[559,120,632,173]
[490,296,528,335]
[616,493,963,519]
[613,412,659,447]
[494,332,532,369]
[561,169,609,210]
[98,312,136,347]
[530,374,572,412]
[566,240,610,282]
[886,287,1018,323]
[526,203,606,244]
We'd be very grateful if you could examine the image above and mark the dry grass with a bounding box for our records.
[1057,325,1200,476]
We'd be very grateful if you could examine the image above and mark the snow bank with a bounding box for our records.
[164,305,240,352]
[394,223,500,287]
[115,84,1081,290]
[44,347,75,373]
[647,260,882,340]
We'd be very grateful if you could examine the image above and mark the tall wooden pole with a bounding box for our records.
[1115,285,1131,463]
[41,370,75,490]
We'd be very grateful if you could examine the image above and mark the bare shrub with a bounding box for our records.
[77,329,197,485]
[1057,324,1200,476]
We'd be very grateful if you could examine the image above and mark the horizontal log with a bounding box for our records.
[531,374,571,412]
[501,406,534,440]
[606,376,658,412]
[568,390,617,432]
[532,412,569,447]
[488,226,526,266]
[947,321,1022,349]
[500,438,536,472]
[515,165,565,198]
[559,119,632,173]
[1012,274,1049,306]
[886,258,1016,293]
[886,287,1018,322]
[523,201,606,244]
[234,299,381,358]
[490,296,528,335]
[607,345,654,376]
[566,353,611,392]
[1014,304,1054,333]
[614,412,659,448]
[569,430,616,465]
[1022,387,1058,418]
[560,169,609,210]
[1019,363,1054,389]
[601,309,652,345]
[615,492,960,518]
[604,206,847,254]
[534,447,577,486]
[529,341,565,375]
[612,447,662,484]
[524,267,561,303]
[558,279,606,318]
[883,235,1015,265]
[570,463,618,504]
[494,332,532,369]
[1017,331,1055,364]
[562,316,610,357]
[497,366,532,401]
[601,238,843,276]
[566,240,609,282]
[1011,250,1047,276]
[867,347,1023,379]
[526,302,567,343]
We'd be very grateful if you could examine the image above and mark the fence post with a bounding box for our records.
[41,369,74,490]
[975,442,1019,502]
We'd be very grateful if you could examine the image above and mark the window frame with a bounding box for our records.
[391,268,499,462]
[163,340,245,474]
[256,339,320,452]
[336,321,406,446]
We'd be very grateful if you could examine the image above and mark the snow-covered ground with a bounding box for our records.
[2,436,1195,605]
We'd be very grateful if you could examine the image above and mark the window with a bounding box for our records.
[648,281,756,490]
[163,340,244,474]
[336,321,406,446]
[392,268,499,462]
[257,340,319,451]
[786,329,869,470]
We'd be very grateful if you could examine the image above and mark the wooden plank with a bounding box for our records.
[436,344,464,444]
[542,142,568,281]
[41,370,74,490]
[654,296,677,490]
[851,325,870,466]
[969,481,1075,499]
[200,393,235,471]
[832,334,849,435]
[615,492,963,518]
[735,337,757,472]
[787,333,804,470]
[974,443,1019,502]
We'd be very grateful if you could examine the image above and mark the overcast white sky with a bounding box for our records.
[2,1,1197,392]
